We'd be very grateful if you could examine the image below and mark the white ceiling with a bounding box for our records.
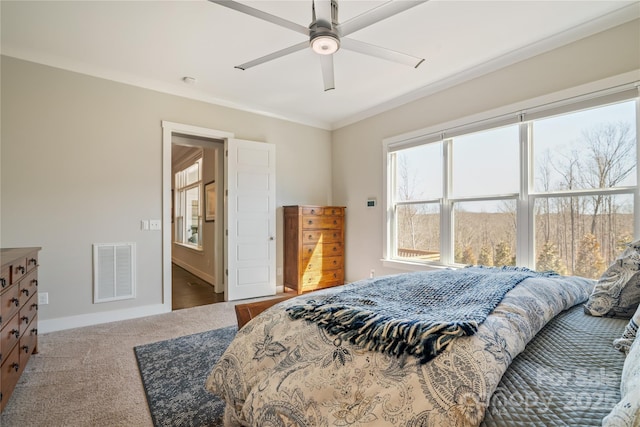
[2,0,638,130]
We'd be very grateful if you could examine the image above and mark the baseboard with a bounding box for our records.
[171,258,215,285]
[38,303,171,334]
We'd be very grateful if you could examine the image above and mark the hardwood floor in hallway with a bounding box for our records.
[172,264,224,310]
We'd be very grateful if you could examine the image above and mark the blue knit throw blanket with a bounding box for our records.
[286,266,556,364]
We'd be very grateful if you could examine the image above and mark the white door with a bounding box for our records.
[225,138,276,301]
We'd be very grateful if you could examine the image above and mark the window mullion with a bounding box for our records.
[441,139,453,265]
[517,121,532,268]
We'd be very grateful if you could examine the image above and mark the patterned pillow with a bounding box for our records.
[614,305,640,354]
[584,239,640,318]
[602,332,640,426]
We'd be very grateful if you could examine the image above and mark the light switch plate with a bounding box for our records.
[149,220,161,231]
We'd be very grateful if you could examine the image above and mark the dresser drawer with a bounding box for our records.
[19,317,37,365]
[302,270,344,290]
[18,270,37,306]
[302,215,343,230]
[0,265,9,291]
[302,229,343,244]
[19,295,38,337]
[0,313,20,364]
[25,253,38,273]
[11,258,27,284]
[0,344,20,412]
[301,206,344,216]
[304,255,343,273]
[1,285,21,324]
[301,206,323,216]
[302,242,343,261]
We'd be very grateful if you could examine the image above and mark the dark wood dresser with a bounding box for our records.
[0,247,40,412]
[283,205,345,294]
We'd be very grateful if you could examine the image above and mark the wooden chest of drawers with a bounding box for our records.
[0,247,40,413]
[283,205,345,294]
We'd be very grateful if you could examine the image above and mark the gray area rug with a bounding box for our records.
[134,325,237,427]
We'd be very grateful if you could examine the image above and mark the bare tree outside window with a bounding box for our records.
[388,98,637,277]
[533,101,636,278]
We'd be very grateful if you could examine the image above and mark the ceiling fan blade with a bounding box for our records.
[341,38,424,68]
[209,0,309,36]
[337,0,427,37]
[319,55,335,91]
[235,41,309,70]
[314,0,334,29]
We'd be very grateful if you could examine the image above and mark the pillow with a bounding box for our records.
[614,305,640,354]
[584,239,640,318]
[602,332,640,426]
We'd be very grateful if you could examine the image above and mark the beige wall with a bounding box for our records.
[1,56,332,328]
[332,19,640,282]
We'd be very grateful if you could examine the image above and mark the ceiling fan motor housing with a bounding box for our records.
[309,0,340,54]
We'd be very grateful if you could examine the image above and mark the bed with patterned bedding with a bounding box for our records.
[205,266,637,426]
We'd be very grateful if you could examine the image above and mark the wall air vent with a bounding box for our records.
[93,242,136,303]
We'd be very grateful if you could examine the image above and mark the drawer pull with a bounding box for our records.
[21,316,29,324]
[30,328,38,336]
[22,345,29,354]
[0,278,6,288]
[33,279,38,287]
[29,258,37,265]
[22,289,29,297]
[0,315,2,323]
[11,362,19,372]
[308,220,313,225]
[32,303,39,311]
[310,209,316,214]
[11,329,20,338]
[16,266,25,274]
[11,297,20,307]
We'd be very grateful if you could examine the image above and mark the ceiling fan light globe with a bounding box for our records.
[311,35,339,55]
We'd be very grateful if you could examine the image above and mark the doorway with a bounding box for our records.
[163,121,232,311]
[171,136,224,310]
[162,121,278,311]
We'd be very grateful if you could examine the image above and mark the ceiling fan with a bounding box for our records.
[209,0,427,91]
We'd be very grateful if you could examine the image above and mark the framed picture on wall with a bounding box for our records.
[205,180,216,222]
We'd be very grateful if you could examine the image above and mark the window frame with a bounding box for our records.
[383,82,640,272]
[173,150,204,251]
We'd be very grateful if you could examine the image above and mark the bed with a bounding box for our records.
[206,265,640,426]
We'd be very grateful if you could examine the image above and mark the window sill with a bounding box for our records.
[173,242,204,253]
[381,259,454,272]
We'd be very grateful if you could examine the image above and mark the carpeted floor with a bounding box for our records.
[0,300,255,426]
[135,326,237,427]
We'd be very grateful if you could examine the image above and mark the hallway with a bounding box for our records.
[171,264,224,310]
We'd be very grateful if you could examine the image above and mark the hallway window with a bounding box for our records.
[175,155,203,249]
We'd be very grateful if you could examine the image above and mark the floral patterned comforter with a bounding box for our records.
[205,274,594,426]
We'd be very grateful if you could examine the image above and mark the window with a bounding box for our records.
[174,154,203,249]
[386,88,638,279]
